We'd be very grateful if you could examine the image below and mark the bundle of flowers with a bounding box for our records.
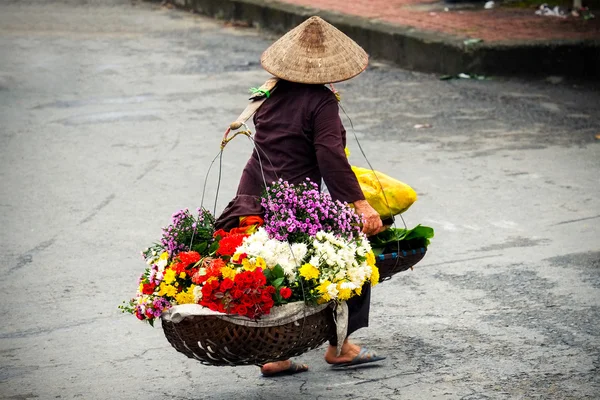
[120,179,379,325]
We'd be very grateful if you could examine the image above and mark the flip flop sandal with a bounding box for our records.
[260,361,309,377]
[330,348,386,369]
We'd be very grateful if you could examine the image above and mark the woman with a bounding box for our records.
[215,16,385,376]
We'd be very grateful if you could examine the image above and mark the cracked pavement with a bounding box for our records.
[0,1,599,399]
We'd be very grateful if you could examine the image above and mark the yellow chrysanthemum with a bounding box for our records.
[179,272,186,279]
[337,283,352,301]
[158,282,177,297]
[317,296,330,304]
[316,280,332,295]
[255,257,266,269]
[242,258,257,272]
[175,285,196,304]
[159,251,169,261]
[355,285,362,296]
[138,283,144,294]
[163,269,177,285]
[366,251,376,267]
[299,263,320,280]
[221,266,237,279]
[370,266,380,287]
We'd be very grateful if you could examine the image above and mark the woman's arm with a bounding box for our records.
[312,96,383,236]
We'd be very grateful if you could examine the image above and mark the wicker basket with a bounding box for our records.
[161,306,335,366]
[376,247,427,282]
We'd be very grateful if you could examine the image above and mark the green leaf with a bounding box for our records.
[369,225,434,248]
[272,264,285,279]
[208,241,219,254]
[148,319,155,328]
[404,225,435,242]
[273,277,285,288]
[372,247,385,256]
[263,268,273,281]
[191,242,208,254]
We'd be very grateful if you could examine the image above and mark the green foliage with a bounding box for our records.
[369,225,434,255]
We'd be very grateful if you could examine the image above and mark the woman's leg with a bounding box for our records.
[325,284,383,365]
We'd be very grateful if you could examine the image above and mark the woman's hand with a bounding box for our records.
[353,200,384,236]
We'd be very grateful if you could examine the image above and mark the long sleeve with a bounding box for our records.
[312,96,365,203]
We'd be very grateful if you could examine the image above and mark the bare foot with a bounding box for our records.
[324,340,361,364]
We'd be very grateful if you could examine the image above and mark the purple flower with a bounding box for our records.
[261,178,361,241]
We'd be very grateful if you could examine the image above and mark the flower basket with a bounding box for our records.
[161,303,336,366]
[375,247,427,282]
[121,179,415,366]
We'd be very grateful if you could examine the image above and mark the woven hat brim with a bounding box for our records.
[260,16,369,85]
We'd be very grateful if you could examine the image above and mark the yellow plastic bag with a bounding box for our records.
[351,165,417,218]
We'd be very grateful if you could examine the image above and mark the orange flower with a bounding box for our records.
[239,215,264,228]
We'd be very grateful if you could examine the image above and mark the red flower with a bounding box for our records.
[216,233,248,257]
[262,292,274,303]
[201,284,213,298]
[236,305,248,316]
[171,262,185,275]
[191,271,206,284]
[241,296,254,307]
[179,251,200,266]
[206,258,225,276]
[220,278,234,291]
[141,283,156,295]
[254,272,266,286]
[197,265,276,319]
[172,251,201,274]
[213,229,229,239]
[279,287,292,299]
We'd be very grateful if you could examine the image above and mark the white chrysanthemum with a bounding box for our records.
[340,281,357,290]
[193,285,203,303]
[327,283,339,299]
[290,242,308,261]
[236,228,305,279]
[346,263,372,287]
[156,258,168,271]
[356,246,366,257]
[309,256,320,266]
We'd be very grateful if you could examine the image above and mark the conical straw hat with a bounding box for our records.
[260,16,369,85]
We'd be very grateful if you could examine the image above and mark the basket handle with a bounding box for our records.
[221,78,280,149]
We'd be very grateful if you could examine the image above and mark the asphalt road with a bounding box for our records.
[0,1,599,399]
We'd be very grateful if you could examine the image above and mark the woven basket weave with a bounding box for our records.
[376,247,427,282]
[161,306,335,366]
